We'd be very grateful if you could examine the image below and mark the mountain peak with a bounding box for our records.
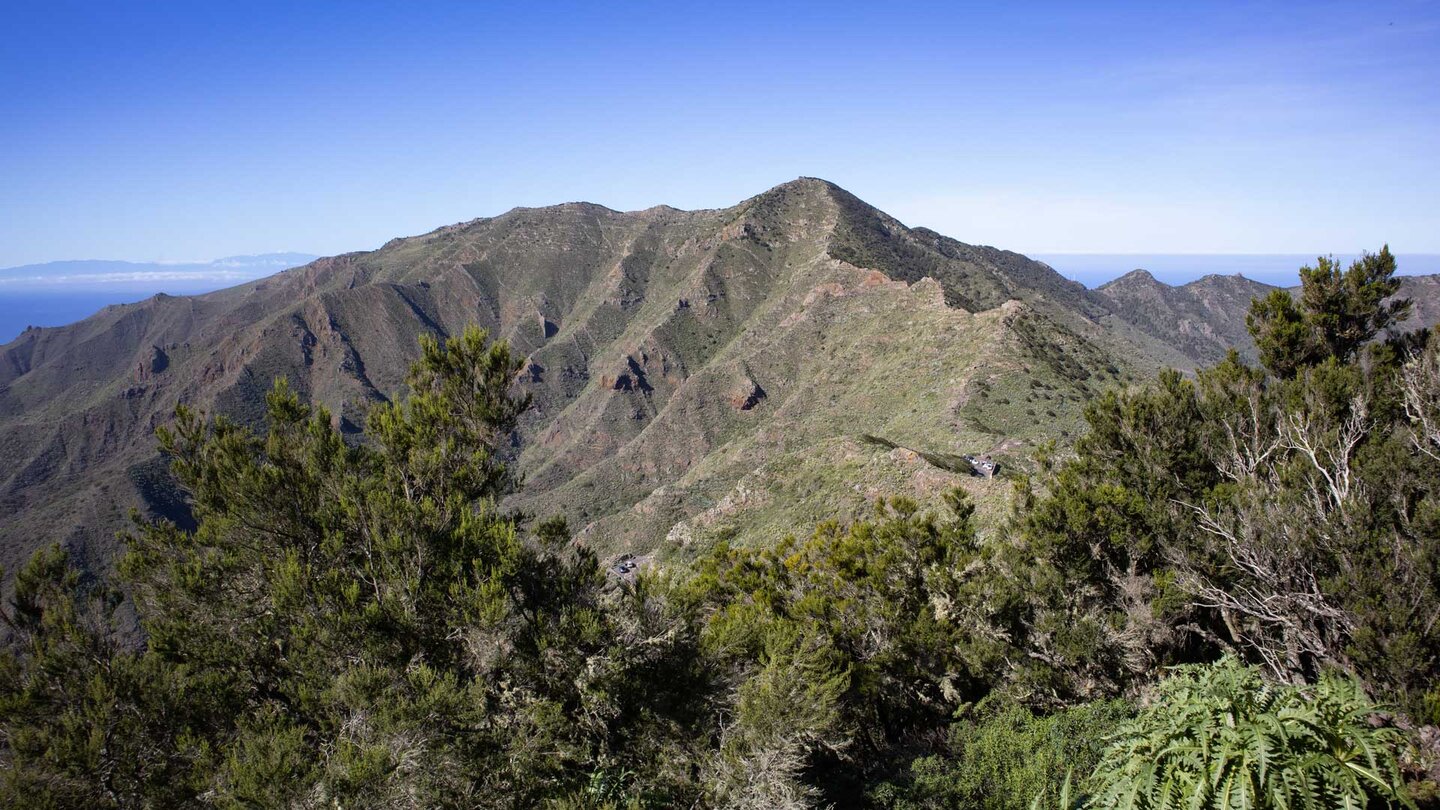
[1188,272,1269,288]
[1098,268,1161,291]
[769,176,842,192]
[747,176,848,206]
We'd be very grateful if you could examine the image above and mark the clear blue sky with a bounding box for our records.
[2,0,1437,267]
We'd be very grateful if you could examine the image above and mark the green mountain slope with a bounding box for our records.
[5,178,1434,581]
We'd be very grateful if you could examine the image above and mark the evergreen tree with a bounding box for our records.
[1249,246,1411,377]
[0,547,210,806]
[997,251,1439,719]
[1247,289,1320,378]
[1,327,709,807]
[676,492,992,805]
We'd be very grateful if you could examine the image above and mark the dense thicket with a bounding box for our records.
[1,249,1436,808]
[0,328,993,807]
[981,248,1440,721]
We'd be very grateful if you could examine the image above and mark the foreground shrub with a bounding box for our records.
[872,697,1131,810]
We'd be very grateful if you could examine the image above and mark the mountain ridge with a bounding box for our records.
[2,178,1436,587]
[1094,268,1437,364]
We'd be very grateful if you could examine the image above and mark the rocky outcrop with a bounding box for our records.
[135,345,169,380]
[728,379,766,411]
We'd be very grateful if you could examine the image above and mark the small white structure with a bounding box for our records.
[962,454,1000,478]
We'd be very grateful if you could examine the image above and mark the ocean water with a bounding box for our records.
[0,281,233,344]
[0,292,152,344]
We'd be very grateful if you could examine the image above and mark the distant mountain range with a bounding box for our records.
[1092,269,1440,366]
[1,180,1435,588]
[1034,253,1440,288]
[0,253,320,289]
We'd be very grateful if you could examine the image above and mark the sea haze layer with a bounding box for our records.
[1035,254,1440,288]
[0,253,316,342]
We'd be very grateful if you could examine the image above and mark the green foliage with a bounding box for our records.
[678,491,994,803]
[1248,289,1322,378]
[1299,247,1411,362]
[946,367,1223,703]
[915,250,1437,806]
[3,325,1006,807]
[989,252,1440,715]
[1249,246,1410,378]
[1090,658,1412,810]
[0,546,211,807]
[873,697,1132,810]
[1,327,707,807]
